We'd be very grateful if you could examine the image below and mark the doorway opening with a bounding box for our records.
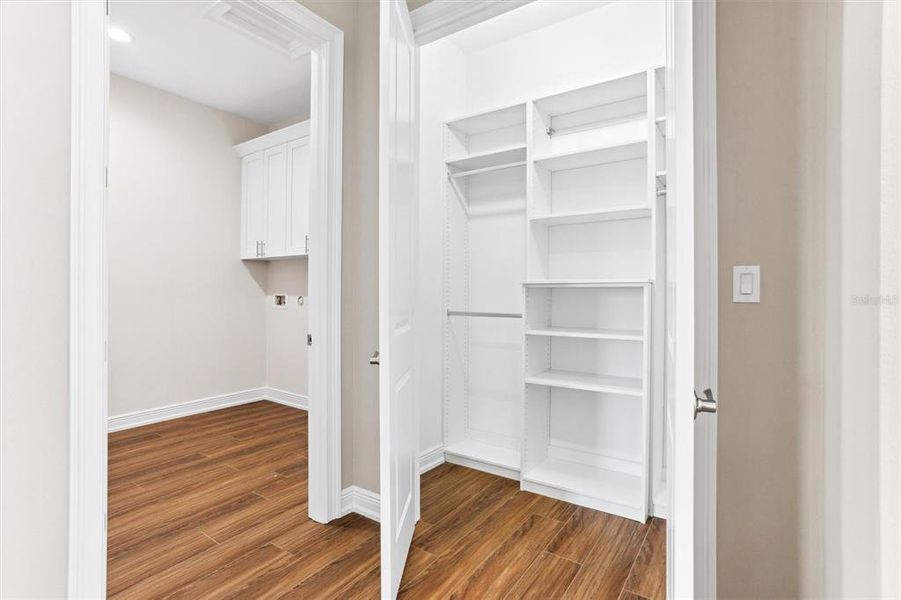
[68,1,344,596]
[379,1,717,598]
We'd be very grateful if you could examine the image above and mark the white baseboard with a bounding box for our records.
[261,387,309,410]
[108,386,308,432]
[341,485,381,522]
[341,447,447,522]
[420,444,446,473]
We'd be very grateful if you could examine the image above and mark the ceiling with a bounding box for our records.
[448,0,611,54]
[110,1,310,126]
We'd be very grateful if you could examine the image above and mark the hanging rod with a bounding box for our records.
[447,161,526,179]
[447,310,522,319]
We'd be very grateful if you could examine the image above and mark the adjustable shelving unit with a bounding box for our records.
[440,68,667,520]
[520,68,665,522]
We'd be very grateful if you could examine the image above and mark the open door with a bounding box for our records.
[378,0,420,598]
[667,0,718,598]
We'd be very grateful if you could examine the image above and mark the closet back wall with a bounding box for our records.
[418,0,665,459]
[109,75,270,417]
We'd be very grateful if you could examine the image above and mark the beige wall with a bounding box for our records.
[109,75,272,416]
[265,260,309,394]
[295,0,381,491]
[717,1,830,597]
[0,1,71,597]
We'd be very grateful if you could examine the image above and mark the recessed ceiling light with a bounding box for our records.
[108,26,134,44]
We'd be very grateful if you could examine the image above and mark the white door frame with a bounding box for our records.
[68,1,344,596]
[408,1,718,597]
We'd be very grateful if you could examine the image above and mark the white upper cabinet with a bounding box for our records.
[286,137,311,256]
[235,121,311,259]
[241,152,266,259]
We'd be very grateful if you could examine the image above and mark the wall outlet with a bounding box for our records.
[273,294,287,309]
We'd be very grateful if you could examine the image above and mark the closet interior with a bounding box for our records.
[420,0,669,524]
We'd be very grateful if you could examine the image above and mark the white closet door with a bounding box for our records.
[287,136,311,256]
[379,0,419,597]
[263,143,288,257]
[241,152,266,259]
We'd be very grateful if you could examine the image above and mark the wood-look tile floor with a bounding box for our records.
[108,401,665,599]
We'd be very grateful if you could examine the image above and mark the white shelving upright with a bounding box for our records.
[521,69,665,522]
[442,104,528,479]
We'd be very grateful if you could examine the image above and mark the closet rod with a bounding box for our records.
[447,310,522,319]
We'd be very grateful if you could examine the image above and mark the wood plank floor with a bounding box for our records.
[108,401,665,599]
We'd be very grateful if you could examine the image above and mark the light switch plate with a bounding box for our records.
[733,265,760,303]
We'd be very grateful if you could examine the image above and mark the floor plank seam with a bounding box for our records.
[619,520,654,597]
[199,531,221,546]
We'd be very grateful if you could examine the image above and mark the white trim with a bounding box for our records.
[106,388,308,432]
[69,1,109,597]
[444,453,519,481]
[666,0,718,597]
[299,3,345,526]
[341,485,382,522]
[694,0,718,597]
[410,0,534,46]
[419,444,445,473]
[69,0,344,594]
[341,446,451,523]
[234,120,311,157]
[879,3,900,596]
[262,387,309,410]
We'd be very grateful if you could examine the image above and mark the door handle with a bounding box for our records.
[369,351,380,366]
[694,388,717,419]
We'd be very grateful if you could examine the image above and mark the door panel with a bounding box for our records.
[241,152,265,259]
[379,0,419,597]
[263,144,288,257]
[287,137,311,256]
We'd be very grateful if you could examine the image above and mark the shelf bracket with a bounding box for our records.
[447,175,471,217]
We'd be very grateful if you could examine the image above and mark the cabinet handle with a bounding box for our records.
[305,234,309,254]
[255,240,259,257]
[261,241,265,256]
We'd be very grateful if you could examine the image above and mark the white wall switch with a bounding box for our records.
[733,265,761,303]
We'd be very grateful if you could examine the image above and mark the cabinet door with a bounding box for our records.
[241,152,266,259]
[287,136,311,256]
[263,143,288,258]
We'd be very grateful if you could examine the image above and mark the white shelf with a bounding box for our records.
[521,457,643,510]
[535,71,647,119]
[529,206,650,227]
[525,327,643,341]
[447,103,526,135]
[447,145,527,172]
[444,439,520,471]
[523,279,650,288]
[525,369,643,396]
[533,140,646,172]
